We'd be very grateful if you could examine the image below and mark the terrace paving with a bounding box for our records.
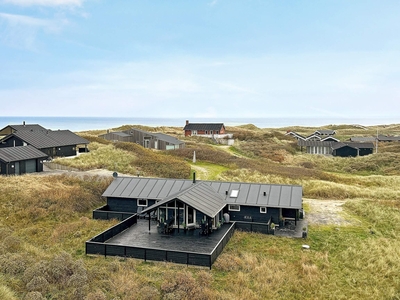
[106,219,233,254]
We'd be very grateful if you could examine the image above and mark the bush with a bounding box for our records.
[24,291,45,300]
[26,276,49,294]
[0,253,28,275]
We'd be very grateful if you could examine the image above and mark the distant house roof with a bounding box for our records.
[1,130,89,149]
[321,136,340,142]
[141,182,226,218]
[102,177,303,209]
[305,134,322,141]
[183,123,225,131]
[0,145,48,163]
[314,130,336,136]
[332,142,374,150]
[350,137,377,142]
[285,131,306,140]
[5,124,47,132]
[377,135,400,142]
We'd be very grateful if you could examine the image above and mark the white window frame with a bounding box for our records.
[228,204,240,211]
[137,199,148,207]
[260,207,267,214]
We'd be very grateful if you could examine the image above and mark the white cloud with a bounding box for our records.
[0,12,64,30]
[0,12,68,49]
[1,0,83,7]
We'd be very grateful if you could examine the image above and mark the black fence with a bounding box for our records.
[234,220,272,234]
[93,205,135,221]
[210,222,236,266]
[88,214,138,243]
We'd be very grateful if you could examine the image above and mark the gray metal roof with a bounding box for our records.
[183,123,225,131]
[0,145,48,163]
[103,177,303,209]
[141,182,226,217]
[3,130,89,149]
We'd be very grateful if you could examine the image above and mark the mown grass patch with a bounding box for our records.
[190,161,230,181]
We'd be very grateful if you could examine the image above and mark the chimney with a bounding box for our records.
[186,120,189,125]
[193,172,196,183]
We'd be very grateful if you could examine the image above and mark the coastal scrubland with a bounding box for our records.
[1,123,399,299]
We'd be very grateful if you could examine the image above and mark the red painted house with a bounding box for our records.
[183,120,226,137]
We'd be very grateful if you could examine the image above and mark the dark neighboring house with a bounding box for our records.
[0,123,89,158]
[99,128,185,150]
[183,120,226,137]
[100,176,303,227]
[0,145,48,175]
[332,142,374,157]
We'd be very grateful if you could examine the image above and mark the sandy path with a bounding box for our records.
[303,198,359,226]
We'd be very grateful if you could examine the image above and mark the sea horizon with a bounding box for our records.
[0,116,398,132]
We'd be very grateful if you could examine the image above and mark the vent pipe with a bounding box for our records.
[193,172,196,183]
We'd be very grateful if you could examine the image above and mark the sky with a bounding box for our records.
[1,0,399,120]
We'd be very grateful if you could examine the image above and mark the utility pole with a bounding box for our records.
[376,129,378,154]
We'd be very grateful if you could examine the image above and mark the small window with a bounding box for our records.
[137,199,147,207]
[260,207,267,214]
[230,190,239,198]
[229,204,240,211]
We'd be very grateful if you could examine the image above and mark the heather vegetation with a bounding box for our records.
[1,123,399,299]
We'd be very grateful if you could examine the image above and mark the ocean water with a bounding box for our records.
[0,116,398,132]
